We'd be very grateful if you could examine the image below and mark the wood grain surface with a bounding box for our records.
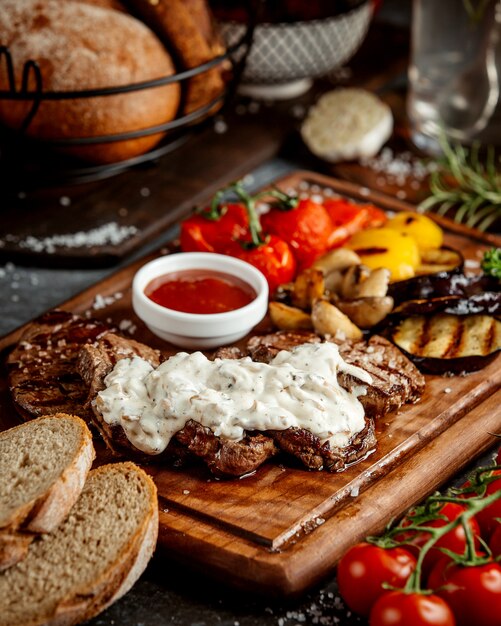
[1,171,500,596]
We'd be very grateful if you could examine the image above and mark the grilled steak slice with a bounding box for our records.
[338,336,425,417]
[78,333,161,405]
[211,345,246,360]
[247,330,321,362]
[246,331,425,418]
[175,421,278,477]
[7,310,112,421]
[269,418,376,472]
[77,333,168,460]
[79,334,277,475]
[8,311,376,477]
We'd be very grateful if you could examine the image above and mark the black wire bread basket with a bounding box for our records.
[0,4,257,187]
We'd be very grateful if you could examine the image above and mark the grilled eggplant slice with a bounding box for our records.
[392,293,501,317]
[388,267,499,306]
[390,313,501,373]
[387,246,463,305]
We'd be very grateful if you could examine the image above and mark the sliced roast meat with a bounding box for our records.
[211,345,246,360]
[7,310,112,421]
[338,335,425,417]
[247,330,321,362]
[175,420,278,477]
[79,334,277,475]
[8,310,394,477]
[246,331,425,418]
[269,418,376,472]
[78,332,161,405]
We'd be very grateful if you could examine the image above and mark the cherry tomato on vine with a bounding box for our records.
[180,203,249,253]
[490,523,501,557]
[427,557,501,626]
[369,591,456,626]
[261,198,334,270]
[397,502,480,575]
[337,542,416,617]
[230,234,297,294]
[468,469,501,540]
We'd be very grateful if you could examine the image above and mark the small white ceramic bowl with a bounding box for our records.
[132,252,269,349]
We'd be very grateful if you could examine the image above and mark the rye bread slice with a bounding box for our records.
[0,414,95,570]
[0,462,158,626]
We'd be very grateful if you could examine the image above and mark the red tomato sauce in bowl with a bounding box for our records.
[144,269,257,315]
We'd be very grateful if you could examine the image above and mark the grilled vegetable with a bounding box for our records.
[347,228,420,281]
[291,268,325,309]
[387,253,487,307]
[336,297,394,329]
[268,302,313,331]
[390,313,501,373]
[386,212,443,250]
[392,293,501,317]
[311,300,363,340]
[312,248,361,274]
[387,246,463,303]
[414,247,463,276]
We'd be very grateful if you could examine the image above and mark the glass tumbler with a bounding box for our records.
[408,0,501,153]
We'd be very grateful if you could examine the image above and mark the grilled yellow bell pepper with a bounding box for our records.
[386,212,443,250]
[347,227,420,281]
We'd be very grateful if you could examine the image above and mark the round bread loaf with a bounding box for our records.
[0,0,181,164]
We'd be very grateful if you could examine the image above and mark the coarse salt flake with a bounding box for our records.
[8,222,138,254]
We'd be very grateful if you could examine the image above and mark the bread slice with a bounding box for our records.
[0,462,158,626]
[0,415,95,570]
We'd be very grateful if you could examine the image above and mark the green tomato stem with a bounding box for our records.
[402,488,501,594]
[231,182,265,247]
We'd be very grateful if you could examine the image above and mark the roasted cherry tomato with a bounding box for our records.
[397,502,481,575]
[324,199,387,247]
[261,198,334,270]
[180,203,249,253]
[337,542,416,617]
[428,558,501,626]
[369,591,456,626]
[231,234,296,294]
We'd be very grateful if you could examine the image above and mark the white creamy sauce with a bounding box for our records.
[95,343,372,455]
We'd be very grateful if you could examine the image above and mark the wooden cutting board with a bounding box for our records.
[1,171,500,596]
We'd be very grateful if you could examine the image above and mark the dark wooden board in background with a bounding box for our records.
[1,171,500,596]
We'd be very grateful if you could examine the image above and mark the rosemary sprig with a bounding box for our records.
[418,137,501,231]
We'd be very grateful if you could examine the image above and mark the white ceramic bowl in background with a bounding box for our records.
[132,252,269,349]
[219,1,373,99]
